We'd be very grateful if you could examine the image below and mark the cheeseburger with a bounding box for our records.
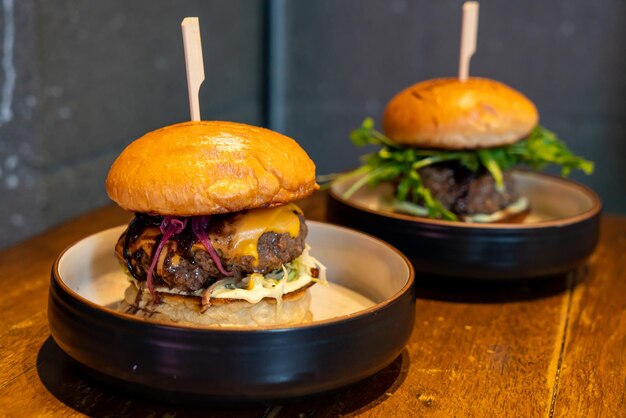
[106,121,325,326]
[346,77,593,222]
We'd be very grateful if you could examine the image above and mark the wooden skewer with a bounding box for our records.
[181,17,205,121]
[458,1,479,82]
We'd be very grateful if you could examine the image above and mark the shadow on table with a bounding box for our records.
[37,337,409,417]
[413,265,587,304]
[36,337,255,416]
[270,350,410,416]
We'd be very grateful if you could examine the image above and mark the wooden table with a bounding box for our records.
[1,192,625,417]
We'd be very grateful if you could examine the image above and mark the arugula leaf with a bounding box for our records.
[337,119,593,220]
[350,117,397,147]
[477,149,505,192]
[509,126,594,175]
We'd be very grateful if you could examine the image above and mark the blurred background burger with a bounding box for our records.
[344,77,593,222]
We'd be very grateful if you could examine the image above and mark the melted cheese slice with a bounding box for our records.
[228,203,302,266]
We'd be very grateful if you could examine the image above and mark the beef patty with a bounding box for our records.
[115,210,307,292]
[417,163,519,215]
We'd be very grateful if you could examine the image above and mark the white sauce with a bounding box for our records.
[211,271,314,304]
[126,245,327,306]
[462,197,529,223]
[209,245,326,304]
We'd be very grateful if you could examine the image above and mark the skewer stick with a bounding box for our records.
[458,2,479,82]
[181,17,205,121]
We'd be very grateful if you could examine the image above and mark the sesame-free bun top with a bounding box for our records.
[382,77,539,149]
[106,121,318,215]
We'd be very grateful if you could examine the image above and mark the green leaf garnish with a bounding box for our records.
[337,119,593,220]
[477,149,505,192]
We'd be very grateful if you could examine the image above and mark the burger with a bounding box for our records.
[106,120,325,326]
[345,77,593,222]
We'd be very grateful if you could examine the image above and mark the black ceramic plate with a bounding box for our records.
[48,222,415,401]
[328,170,601,279]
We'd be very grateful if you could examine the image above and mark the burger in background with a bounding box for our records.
[344,77,593,222]
[106,121,325,327]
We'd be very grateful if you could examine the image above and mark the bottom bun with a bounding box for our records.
[119,283,313,327]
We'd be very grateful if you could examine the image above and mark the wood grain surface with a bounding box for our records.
[0,192,624,417]
[551,221,626,417]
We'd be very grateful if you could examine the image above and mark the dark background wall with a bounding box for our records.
[273,0,626,203]
[0,0,264,248]
[1,0,624,248]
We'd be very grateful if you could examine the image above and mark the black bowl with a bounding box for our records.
[48,222,415,401]
[328,171,601,280]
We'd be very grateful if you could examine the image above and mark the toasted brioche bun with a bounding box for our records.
[120,283,314,327]
[106,121,318,215]
[382,77,539,149]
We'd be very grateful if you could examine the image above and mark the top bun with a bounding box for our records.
[382,77,539,149]
[106,121,318,215]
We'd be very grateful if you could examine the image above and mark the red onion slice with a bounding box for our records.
[192,215,233,277]
[144,215,232,303]
[146,217,187,300]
